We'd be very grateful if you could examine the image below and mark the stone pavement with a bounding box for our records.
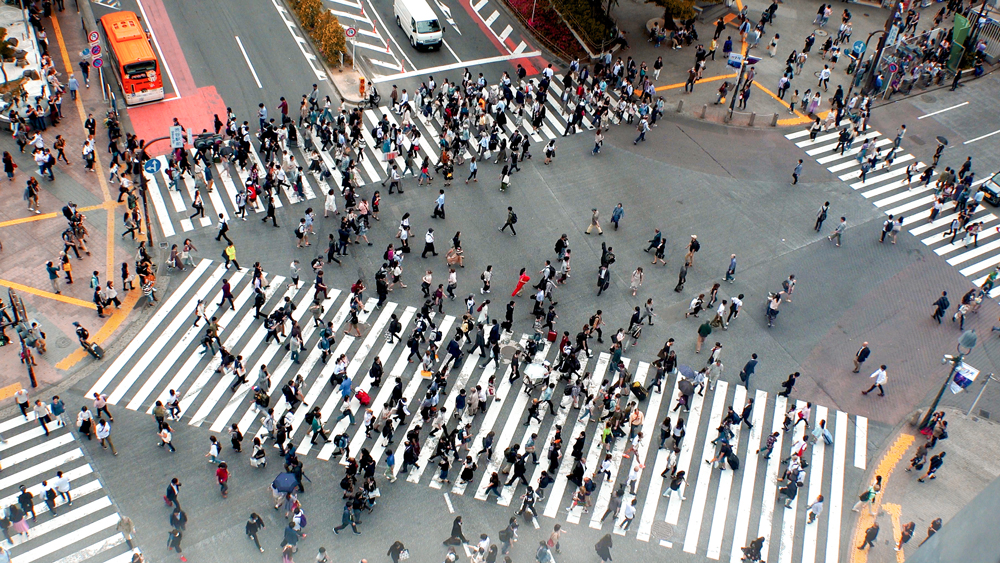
[847,406,1000,562]
[607,0,956,127]
[0,8,146,398]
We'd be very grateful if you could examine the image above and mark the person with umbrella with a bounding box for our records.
[595,534,613,562]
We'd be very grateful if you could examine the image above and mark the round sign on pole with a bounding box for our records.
[144,159,162,175]
[888,62,898,73]
[89,31,99,43]
[91,45,101,56]
[92,58,103,69]
[345,27,357,38]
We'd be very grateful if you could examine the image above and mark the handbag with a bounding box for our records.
[398,549,409,561]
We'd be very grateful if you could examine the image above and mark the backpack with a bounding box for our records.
[690,239,701,252]
[510,213,518,224]
[499,528,511,542]
[298,513,307,528]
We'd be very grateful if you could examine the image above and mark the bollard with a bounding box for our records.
[677,100,684,113]
[748,112,756,127]
[771,113,779,127]
[701,104,708,119]
[724,109,732,123]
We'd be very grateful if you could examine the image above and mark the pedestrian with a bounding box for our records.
[896,521,915,551]
[791,159,803,185]
[828,217,846,246]
[333,501,360,534]
[932,291,949,323]
[165,478,181,510]
[857,522,879,551]
[217,462,229,497]
[757,431,780,459]
[777,372,799,397]
[207,435,224,464]
[585,208,603,235]
[862,365,888,397]
[918,518,942,546]
[170,508,187,531]
[852,475,882,515]
[724,253,736,283]
[499,207,517,236]
[739,353,758,387]
[14,389,29,419]
[95,418,118,455]
[116,515,135,548]
[917,452,946,482]
[852,342,870,373]
[245,512,265,552]
[167,529,183,554]
[696,320,712,353]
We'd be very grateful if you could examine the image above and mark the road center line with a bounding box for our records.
[917,101,969,119]
[234,36,262,89]
[964,129,1000,145]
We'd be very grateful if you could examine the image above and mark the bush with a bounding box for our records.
[314,11,347,61]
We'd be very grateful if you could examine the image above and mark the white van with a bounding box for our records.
[394,0,444,50]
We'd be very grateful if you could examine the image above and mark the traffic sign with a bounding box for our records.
[144,158,162,174]
[345,27,357,38]
[92,58,103,68]
[888,62,899,73]
[853,40,865,54]
[169,125,185,149]
[89,31,99,43]
[91,45,101,56]
[727,52,743,68]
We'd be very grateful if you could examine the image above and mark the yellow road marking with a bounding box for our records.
[655,72,737,93]
[850,433,915,563]
[55,287,142,370]
[882,502,906,562]
[0,202,121,230]
[0,279,97,309]
[0,383,23,401]
[50,13,142,371]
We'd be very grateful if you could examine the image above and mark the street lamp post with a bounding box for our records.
[920,329,978,429]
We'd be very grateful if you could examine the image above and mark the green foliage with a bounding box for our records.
[549,0,615,47]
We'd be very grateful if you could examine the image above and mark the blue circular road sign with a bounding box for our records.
[144,159,162,174]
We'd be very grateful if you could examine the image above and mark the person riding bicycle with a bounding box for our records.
[73,322,91,347]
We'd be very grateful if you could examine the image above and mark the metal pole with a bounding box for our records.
[530,0,536,26]
[136,136,170,249]
[862,0,902,95]
[846,30,883,102]
[728,59,747,117]
[967,374,997,417]
[919,356,961,429]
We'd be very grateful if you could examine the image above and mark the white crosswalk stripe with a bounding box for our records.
[787,127,999,291]
[0,413,137,563]
[92,261,871,560]
[145,79,613,239]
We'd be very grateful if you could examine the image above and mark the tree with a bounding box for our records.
[646,0,697,30]
[0,28,18,84]
[296,0,324,30]
[313,11,347,64]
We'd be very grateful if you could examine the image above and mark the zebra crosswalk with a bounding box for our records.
[785,127,997,292]
[144,73,606,240]
[0,412,137,563]
[88,259,868,562]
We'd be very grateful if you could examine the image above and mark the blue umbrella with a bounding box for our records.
[272,472,299,493]
[677,365,697,380]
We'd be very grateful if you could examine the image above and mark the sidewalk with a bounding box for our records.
[606,0,930,127]
[0,7,145,397]
[848,407,1000,562]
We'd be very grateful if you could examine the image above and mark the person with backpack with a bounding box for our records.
[499,206,517,236]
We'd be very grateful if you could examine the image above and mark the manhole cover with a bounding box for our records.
[651,521,674,541]
[924,95,937,103]
[910,134,926,146]
[980,409,991,419]
[56,337,72,348]
[815,29,828,37]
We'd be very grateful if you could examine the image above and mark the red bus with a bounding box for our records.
[99,11,164,105]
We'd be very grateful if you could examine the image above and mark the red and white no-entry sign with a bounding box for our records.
[345,27,357,38]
